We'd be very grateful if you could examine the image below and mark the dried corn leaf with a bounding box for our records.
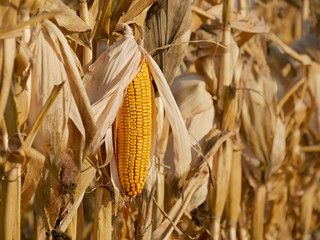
[29,20,95,233]
[165,74,214,185]
[120,0,156,23]
[171,74,213,120]
[241,37,285,181]
[21,149,45,210]
[90,0,132,38]
[292,32,320,62]
[28,24,72,173]
[144,0,192,86]
[42,0,91,47]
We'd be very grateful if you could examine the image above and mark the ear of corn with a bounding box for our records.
[117,61,152,198]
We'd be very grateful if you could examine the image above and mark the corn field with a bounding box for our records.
[1,0,320,239]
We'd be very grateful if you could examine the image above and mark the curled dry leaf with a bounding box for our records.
[86,24,191,196]
[241,37,286,182]
[28,20,95,232]
[43,0,91,47]
[165,73,214,189]
[144,0,192,86]
[89,0,132,38]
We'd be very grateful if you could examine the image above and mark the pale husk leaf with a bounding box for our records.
[43,20,96,157]
[21,148,45,211]
[43,0,91,47]
[164,73,214,194]
[88,25,191,189]
[170,74,213,119]
[145,53,192,185]
[28,24,71,173]
[87,31,141,154]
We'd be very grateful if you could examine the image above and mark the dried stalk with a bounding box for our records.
[217,0,234,110]
[225,150,242,240]
[155,99,168,227]
[79,0,92,71]
[67,211,78,238]
[251,184,266,240]
[301,0,310,37]
[93,187,112,240]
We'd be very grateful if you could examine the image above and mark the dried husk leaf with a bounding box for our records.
[21,148,45,211]
[163,74,215,212]
[29,20,95,233]
[93,187,112,239]
[153,130,234,239]
[292,32,320,62]
[120,0,156,24]
[191,4,268,34]
[43,0,91,47]
[87,24,191,194]
[43,20,96,160]
[209,137,233,219]
[163,73,214,200]
[144,0,192,86]
[170,74,213,120]
[28,24,72,173]
[152,161,209,240]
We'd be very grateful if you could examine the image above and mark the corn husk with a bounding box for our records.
[43,0,91,48]
[27,19,96,234]
[86,24,191,195]
[162,73,214,211]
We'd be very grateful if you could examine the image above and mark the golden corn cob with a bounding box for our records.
[117,61,152,198]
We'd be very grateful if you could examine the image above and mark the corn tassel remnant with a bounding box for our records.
[117,62,152,198]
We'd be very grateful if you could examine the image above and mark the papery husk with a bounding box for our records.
[87,24,191,194]
[168,73,214,168]
[143,0,192,86]
[28,24,71,173]
[93,187,112,240]
[164,73,214,209]
[21,148,45,211]
[43,0,91,48]
[29,20,96,233]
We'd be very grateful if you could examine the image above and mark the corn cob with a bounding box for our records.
[117,61,152,198]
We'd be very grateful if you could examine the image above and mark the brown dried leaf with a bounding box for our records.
[144,0,192,85]
[44,0,91,47]
[21,149,45,211]
[90,0,132,38]
[292,32,320,62]
[120,0,156,24]
[28,24,72,173]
